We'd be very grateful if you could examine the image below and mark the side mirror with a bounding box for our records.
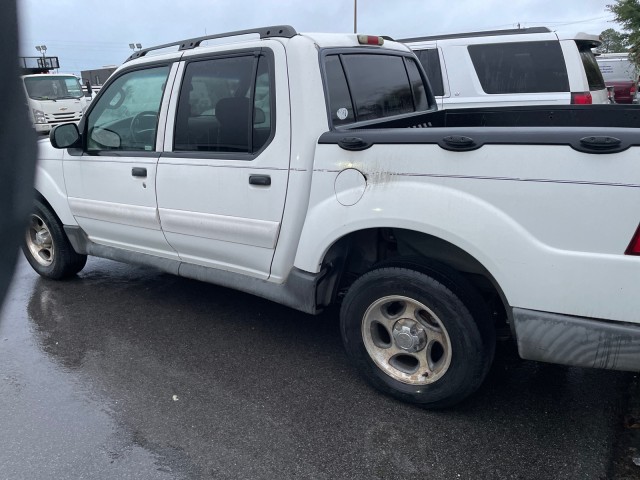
[50,123,81,149]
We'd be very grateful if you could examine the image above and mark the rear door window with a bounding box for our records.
[324,53,430,126]
[467,41,569,94]
[577,42,606,90]
[173,53,274,154]
[414,49,445,97]
[405,57,431,110]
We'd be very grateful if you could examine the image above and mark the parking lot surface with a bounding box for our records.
[0,257,636,479]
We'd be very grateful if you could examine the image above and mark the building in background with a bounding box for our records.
[80,66,117,86]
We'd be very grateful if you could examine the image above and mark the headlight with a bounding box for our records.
[32,109,46,124]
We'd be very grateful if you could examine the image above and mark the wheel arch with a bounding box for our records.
[315,227,512,332]
[34,189,55,215]
[33,189,72,227]
[34,161,76,226]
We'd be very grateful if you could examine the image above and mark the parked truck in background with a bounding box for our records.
[21,73,88,134]
[596,52,639,104]
[24,26,640,408]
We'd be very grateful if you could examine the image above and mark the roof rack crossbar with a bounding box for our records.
[126,25,297,62]
[399,26,551,43]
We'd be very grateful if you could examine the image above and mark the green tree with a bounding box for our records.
[598,28,629,52]
[608,0,640,62]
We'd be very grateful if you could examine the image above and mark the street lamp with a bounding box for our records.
[35,44,47,58]
[35,45,47,68]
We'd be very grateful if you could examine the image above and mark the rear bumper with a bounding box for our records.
[513,308,640,372]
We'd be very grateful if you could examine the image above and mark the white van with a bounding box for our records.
[21,74,88,134]
[402,27,609,109]
[596,52,638,104]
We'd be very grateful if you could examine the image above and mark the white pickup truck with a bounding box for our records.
[24,26,640,408]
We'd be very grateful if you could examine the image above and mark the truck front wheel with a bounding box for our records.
[22,199,87,279]
[340,265,495,408]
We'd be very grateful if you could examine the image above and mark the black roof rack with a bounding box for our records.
[126,25,297,62]
[399,26,551,43]
[19,55,60,74]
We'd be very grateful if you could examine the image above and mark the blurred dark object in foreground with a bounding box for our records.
[0,0,38,310]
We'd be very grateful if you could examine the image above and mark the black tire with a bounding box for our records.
[22,199,87,279]
[340,265,495,408]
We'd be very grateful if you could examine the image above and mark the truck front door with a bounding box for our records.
[63,63,179,259]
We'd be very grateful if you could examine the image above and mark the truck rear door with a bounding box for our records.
[156,41,291,279]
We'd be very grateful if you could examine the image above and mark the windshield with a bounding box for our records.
[23,76,84,100]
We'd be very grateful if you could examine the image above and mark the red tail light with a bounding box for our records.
[571,92,593,104]
[625,224,640,255]
[631,84,637,95]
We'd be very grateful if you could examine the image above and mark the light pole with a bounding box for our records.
[354,0,357,33]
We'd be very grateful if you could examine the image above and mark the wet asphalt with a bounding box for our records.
[0,256,637,480]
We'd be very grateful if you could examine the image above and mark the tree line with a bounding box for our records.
[605,0,640,63]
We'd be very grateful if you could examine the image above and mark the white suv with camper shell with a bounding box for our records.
[402,27,609,109]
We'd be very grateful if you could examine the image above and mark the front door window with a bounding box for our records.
[86,66,170,152]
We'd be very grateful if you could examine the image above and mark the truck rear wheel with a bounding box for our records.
[23,199,87,279]
[340,265,495,408]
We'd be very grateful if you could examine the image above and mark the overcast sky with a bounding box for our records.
[18,0,622,76]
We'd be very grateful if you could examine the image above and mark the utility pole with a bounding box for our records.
[354,0,357,33]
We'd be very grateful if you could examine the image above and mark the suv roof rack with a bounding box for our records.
[126,25,297,62]
[399,26,551,43]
